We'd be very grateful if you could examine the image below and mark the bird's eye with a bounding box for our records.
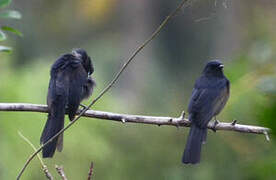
[211,64,217,69]
[213,64,223,69]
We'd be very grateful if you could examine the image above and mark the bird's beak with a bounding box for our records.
[219,64,224,68]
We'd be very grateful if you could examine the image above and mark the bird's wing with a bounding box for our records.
[213,79,230,116]
[44,59,83,151]
[53,59,85,96]
[51,57,87,121]
[188,87,223,128]
[66,61,88,121]
[41,66,70,153]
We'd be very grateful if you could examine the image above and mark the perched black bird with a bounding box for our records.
[182,60,230,164]
[40,49,95,158]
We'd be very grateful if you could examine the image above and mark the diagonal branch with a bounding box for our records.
[0,103,270,135]
[15,0,190,179]
[18,131,54,180]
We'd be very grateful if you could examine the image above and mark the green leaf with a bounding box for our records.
[0,45,12,52]
[0,0,11,8]
[0,29,6,41]
[1,26,22,37]
[0,10,21,19]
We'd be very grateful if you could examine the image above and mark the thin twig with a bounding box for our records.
[55,165,68,180]
[16,1,189,179]
[264,131,270,142]
[87,162,94,180]
[42,166,53,180]
[18,132,53,180]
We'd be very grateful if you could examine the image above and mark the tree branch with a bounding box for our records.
[0,103,270,135]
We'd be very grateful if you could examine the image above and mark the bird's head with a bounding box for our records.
[72,48,94,75]
[203,60,224,77]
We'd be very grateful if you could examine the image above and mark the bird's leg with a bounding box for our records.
[79,104,88,111]
[214,116,220,124]
[211,117,220,132]
[65,105,69,114]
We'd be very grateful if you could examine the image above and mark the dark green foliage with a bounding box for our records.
[0,0,21,52]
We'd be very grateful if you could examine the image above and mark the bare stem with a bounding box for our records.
[87,162,94,180]
[18,131,53,180]
[55,165,68,180]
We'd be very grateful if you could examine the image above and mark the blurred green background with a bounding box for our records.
[0,0,276,179]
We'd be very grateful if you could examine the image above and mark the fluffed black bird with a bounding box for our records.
[40,49,95,158]
[182,60,230,164]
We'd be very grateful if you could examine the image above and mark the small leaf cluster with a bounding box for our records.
[0,0,22,53]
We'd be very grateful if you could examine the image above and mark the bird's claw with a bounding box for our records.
[80,104,88,111]
[211,119,219,132]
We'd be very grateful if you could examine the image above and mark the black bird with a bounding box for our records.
[182,60,230,164]
[40,49,95,158]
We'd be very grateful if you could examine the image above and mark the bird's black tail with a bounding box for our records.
[40,98,65,158]
[182,124,207,164]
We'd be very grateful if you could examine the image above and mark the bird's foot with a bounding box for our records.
[211,119,220,132]
[231,119,237,126]
[80,104,88,111]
